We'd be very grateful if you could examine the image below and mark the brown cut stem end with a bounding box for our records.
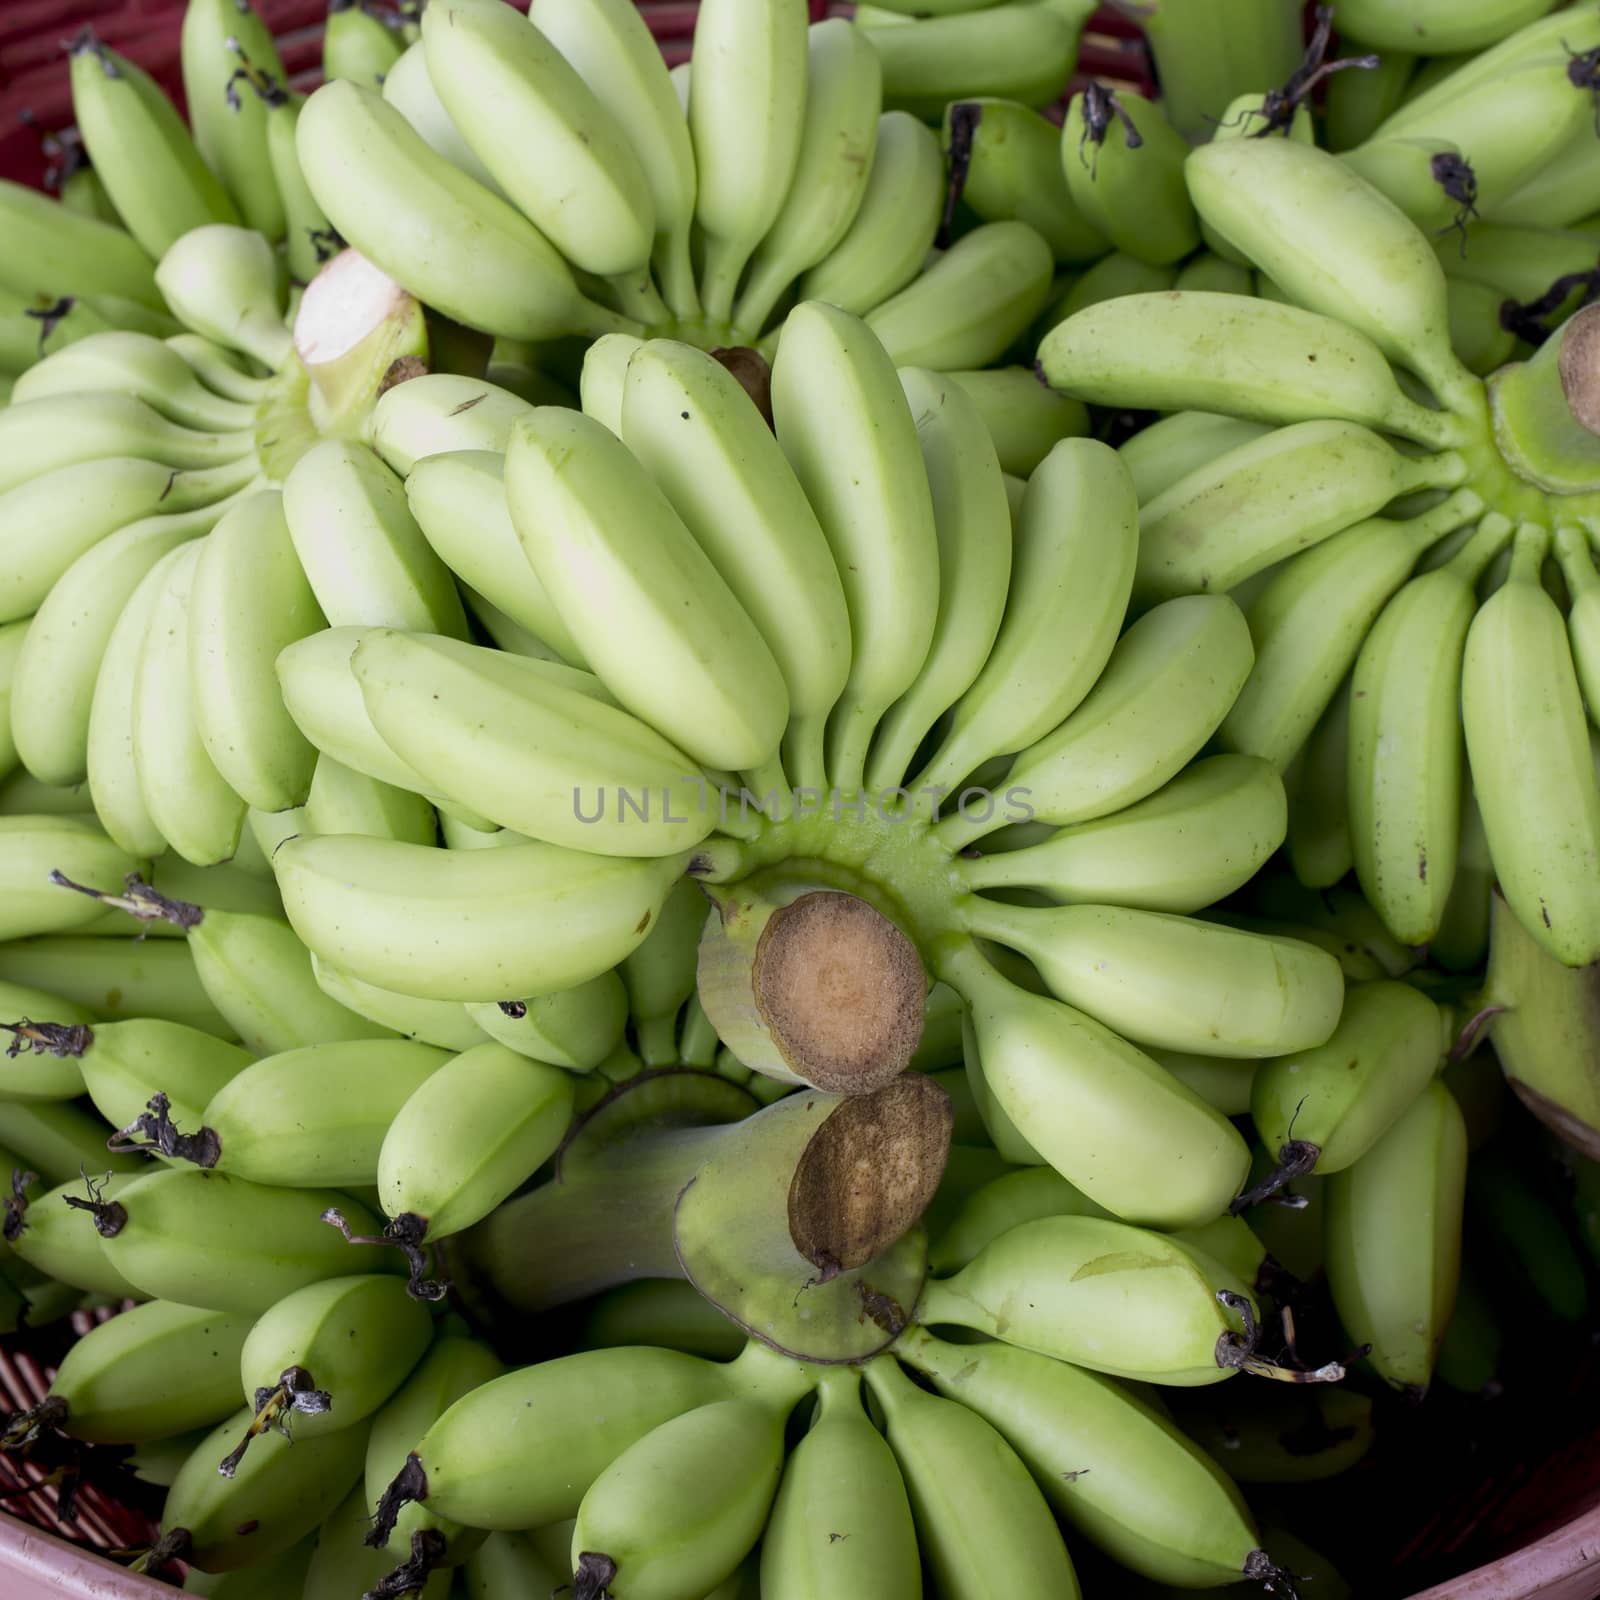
[1558,302,1600,435]
[755,891,927,1095]
[788,1073,952,1272]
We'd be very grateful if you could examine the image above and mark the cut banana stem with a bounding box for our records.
[697,879,926,1094]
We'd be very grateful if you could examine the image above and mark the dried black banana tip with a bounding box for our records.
[2,1019,92,1058]
[2,1169,35,1244]
[1229,1141,1320,1215]
[219,1365,333,1478]
[363,1528,450,1600]
[366,1452,428,1550]
[64,1170,126,1238]
[1249,5,1375,138]
[109,1093,221,1168]
[1245,1547,1302,1599]
[0,1396,68,1450]
[573,1551,620,1600]
[322,1207,449,1301]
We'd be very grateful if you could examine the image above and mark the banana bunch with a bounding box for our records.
[283,0,1059,363]
[1038,85,1600,972]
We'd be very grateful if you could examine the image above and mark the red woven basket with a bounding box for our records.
[1,5,1597,1597]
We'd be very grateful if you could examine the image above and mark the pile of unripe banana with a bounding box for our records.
[1,0,1599,1594]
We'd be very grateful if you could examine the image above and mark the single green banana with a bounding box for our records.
[322,0,406,88]
[180,0,287,239]
[864,220,1054,371]
[769,301,938,789]
[422,0,657,292]
[913,435,1136,798]
[864,2,1083,122]
[797,111,944,317]
[864,1351,1081,1599]
[189,490,325,813]
[100,1167,396,1315]
[403,449,584,666]
[1040,289,1464,448]
[529,0,701,319]
[1249,979,1450,1203]
[1133,418,1463,604]
[463,972,628,1071]
[917,1211,1255,1386]
[69,32,241,261]
[352,629,716,857]
[732,19,881,338]
[1349,514,1515,945]
[296,80,636,342]
[8,1297,252,1444]
[936,594,1255,851]
[197,1039,452,1187]
[955,754,1286,915]
[960,898,1343,1059]
[377,1041,576,1240]
[1464,524,1600,964]
[621,339,851,791]
[507,406,789,777]
[0,815,142,941]
[0,178,163,309]
[233,1273,433,1453]
[1325,1079,1467,1394]
[157,1403,369,1573]
[1184,133,1476,409]
[1061,86,1197,266]
[570,1395,792,1600]
[130,541,247,866]
[379,1344,736,1532]
[938,941,1250,1229]
[368,372,535,476]
[688,0,809,324]
[864,368,1012,793]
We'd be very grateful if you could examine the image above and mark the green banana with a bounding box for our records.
[0,178,163,309]
[68,33,241,260]
[938,941,1249,1229]
[798,111,944,317]
[863,220,1054,371]
[1325,1079,1467,1394]
[7,1170,149,1298]
[0,936,230,1038]
[917,1211,1256,1385]
[960,898,1343,1058]
[403,450,584,665]
[769,301,937,789]
[618,879,708,1066]
[863,1351,1081,1600]
[1349,514,1515,945]
[688,0,809,324]
[1061,86,1198,266]
[368,372,534,476]
[1117,411,1273,504]
[189,490,325,813]
[505,406,789,778]
[621,338,852,790]
[463,972,627,1070]
[157,1403,369,1573]
[196,1040,452,1187]
[303,755,435,846]
[944,97,1107,264]
[1464,524,1600,964]
[863,368,1012,793]
[273,831,688,1002]
[296,80,636,342]
[100,1167,397,1315]
[7,1297,252,1444]
[376,1041,575,1241]
[311,960,487,1054]
[1248,979,1450,1195]
[912,435,1135,799]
